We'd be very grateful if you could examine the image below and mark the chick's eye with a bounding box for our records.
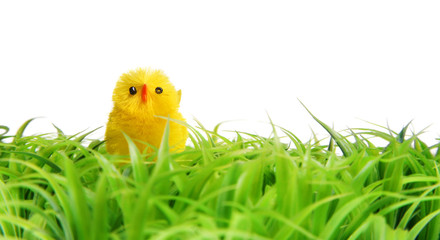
[129,86,137,95]
[155,87,163,94]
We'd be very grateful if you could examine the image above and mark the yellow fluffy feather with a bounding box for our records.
[105,68,188,155]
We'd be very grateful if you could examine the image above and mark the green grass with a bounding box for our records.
[0,114,439,240]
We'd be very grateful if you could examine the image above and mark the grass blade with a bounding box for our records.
[299,100,355,157]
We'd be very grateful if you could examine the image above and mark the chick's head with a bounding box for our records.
[112,68,181,117]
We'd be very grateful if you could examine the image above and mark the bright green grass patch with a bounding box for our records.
[0,116,439,240]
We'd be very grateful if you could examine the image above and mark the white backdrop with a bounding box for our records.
[1,1,439,145]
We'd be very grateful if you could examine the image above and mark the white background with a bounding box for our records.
[1,1,439,145]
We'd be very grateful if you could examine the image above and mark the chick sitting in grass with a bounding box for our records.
[105,68,188,155]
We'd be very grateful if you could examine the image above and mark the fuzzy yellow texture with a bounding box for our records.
[105,68,188,155]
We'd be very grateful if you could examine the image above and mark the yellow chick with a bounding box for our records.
[105,68,188,155]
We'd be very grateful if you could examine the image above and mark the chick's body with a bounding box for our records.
[105,68,188,155]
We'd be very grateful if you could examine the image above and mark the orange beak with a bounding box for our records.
[141,84,147,102]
